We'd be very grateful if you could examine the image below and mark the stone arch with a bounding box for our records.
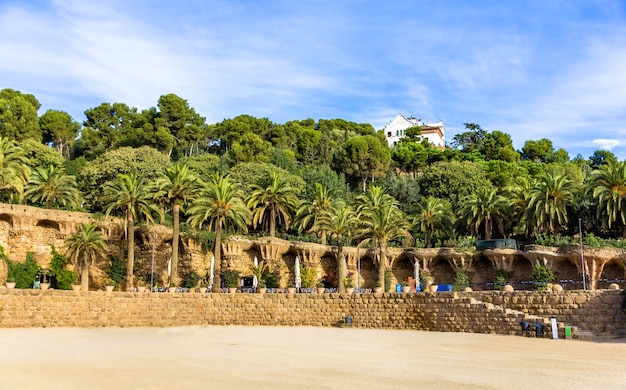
[510,257,533,289]
[35,219,60,231]
[431,257,454,284]
[552,258,580,285]
[472,255,494,290]
[391,254,413,285]
[599,260,625,289]
[0,213,13,228]
[356,255,377,288]
[320,254,337,287]
[0,214,12,249]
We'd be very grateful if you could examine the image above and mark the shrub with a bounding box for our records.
[493,268,511,290]
[49,246,76,290]
[532,264,556,291]
[300,265,317,289]
[182,270,201,288]
[109,256,126,284]
[8,252,40,289]
[452,268,471,291]
[222,270,240,288]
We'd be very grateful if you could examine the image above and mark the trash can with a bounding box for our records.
[345,315,352,327]
[535,322,544,337]
[565,326,572,339]
[395,283,402,293]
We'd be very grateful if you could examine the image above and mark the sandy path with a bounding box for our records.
[0,326,624,389]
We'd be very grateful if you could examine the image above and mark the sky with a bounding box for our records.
[1,0,626,159]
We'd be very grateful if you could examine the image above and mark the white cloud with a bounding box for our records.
[592,139,626,151]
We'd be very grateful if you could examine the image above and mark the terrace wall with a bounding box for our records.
[0,289,623,339]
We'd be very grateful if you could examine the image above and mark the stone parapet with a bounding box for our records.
[0,289,622,340]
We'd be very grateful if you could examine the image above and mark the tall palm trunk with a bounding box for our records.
[125,214,135,291]
[378,244,386,291]
[321,231,327,246]
[337,233,345,292]
[485,218,492,240]
[81,253,90,292]
[171,203,180,285]
[270,207,276,237]
[213,217,222,293]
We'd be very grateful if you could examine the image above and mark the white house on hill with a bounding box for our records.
[383,113,445,148]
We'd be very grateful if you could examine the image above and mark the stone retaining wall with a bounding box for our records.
[475,290,626,337]
[0,289,623,339]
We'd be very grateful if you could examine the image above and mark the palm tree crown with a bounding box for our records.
[155,163,198,284]
[526,171,575,236]
[65,223,108,291]
[247,172,300,237]
[590,160,626,236]
[102,173,155,290]
[0,136,30,201]
[414,196,453,247]
[188,173,251,291]
[24,166,80,209]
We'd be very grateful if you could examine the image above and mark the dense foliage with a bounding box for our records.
[2,86,626,284]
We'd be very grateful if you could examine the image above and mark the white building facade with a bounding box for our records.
[383,113,445,148]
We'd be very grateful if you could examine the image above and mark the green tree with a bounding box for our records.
[81,102,139,158]
[317,201,359,292]
[590,160,626,237]
[458,188,510,239]
[0,137,30,202]
[78,146,169,212]
[413,196,454,248]
[589,150,617,169]
[228,132,273,164]
[450,123,486,153]
[247,172,300,237]
[0,88,41,141]
[335,134,391,192]
[24,166,80,209]
[187,173,251,292]
[155,93,208,157]
[295,183,338,245]
[356,186,413,289]
[64,223,108,291]
[102,173,155,290]
[526,171,575,236]
[521,139,554,163]
[155,163,199,284]
[40,109,80,158]
[417,160,493,211]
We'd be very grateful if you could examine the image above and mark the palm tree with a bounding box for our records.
[504,176,534,239]
[155,163,198,284]
[294,183,338,245]
[356,186,413,289]
[247,172,300,237]
[64,223,108,291]
[0,137,30,201]
[458,188,510,239]
[24,166,80,209]
[413,196,453,248]
[317,201,359,292]
[526,172,575,236]
[187,173,251,292]
[102,173,155,290]
[590,160,626,237]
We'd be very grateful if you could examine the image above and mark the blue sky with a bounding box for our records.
[1,0,626,159]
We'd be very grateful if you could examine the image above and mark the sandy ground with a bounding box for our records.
[0,326,625,390]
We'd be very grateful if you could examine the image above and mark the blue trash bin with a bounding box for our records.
[395,283,402,293]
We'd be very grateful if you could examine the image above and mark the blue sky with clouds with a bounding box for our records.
[1,0,625,158]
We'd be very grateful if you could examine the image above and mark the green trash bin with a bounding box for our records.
[565,326,572,339]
